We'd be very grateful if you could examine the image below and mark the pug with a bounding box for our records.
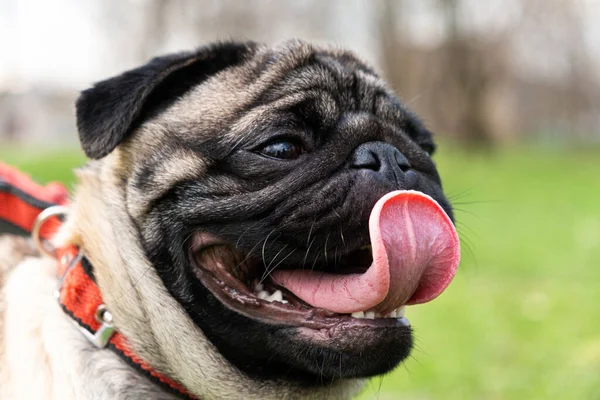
[0,40,460,399]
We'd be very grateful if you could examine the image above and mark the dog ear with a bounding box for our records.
[75,42,256,159]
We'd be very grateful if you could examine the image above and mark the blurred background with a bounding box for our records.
[1,1,599,399]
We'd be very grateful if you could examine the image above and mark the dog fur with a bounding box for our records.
[0,40,451,399]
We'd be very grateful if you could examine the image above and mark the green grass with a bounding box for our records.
[2,143,600,400]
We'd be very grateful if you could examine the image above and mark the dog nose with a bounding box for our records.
[350,141,411,185]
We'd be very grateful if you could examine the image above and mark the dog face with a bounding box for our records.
[76,41,454,389]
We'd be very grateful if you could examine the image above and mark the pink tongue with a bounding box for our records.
[271,190,460,315]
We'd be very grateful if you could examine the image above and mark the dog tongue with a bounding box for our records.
[271,190,460,315]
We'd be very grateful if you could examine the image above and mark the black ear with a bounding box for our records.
[75,42,256,159]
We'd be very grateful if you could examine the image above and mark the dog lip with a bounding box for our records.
[188,234,408,330]
[190,232,228,252]
[196,267,406,330]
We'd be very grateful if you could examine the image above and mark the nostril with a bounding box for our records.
[351,149,381,171]
[394,150,411,172]
[366,150,381,170]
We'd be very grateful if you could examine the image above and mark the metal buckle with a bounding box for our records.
[78,304,116,348]
[31,205,69,259]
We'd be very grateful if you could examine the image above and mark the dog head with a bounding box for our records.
[73,40,457,398]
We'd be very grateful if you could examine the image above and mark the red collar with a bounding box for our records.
[0,163,195,399]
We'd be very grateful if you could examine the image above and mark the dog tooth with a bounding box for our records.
[254,282,264,292]
[351,311,365,319]
[388,310,397,318]
[365,311,375,319]
[266,290,283,303]
[257,291,269,300]
[396,306,406,318]
[281,299,289,304]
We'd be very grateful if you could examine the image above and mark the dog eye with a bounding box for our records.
[258,140,305,160]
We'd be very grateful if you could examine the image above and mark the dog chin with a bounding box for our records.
[290,324,413,378]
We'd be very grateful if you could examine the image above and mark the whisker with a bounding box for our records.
[459,236,478,267]
[339,227,346,249]
[457,225,477,248]
[235,219,266,248]
[406,92,424,106]
[334,245,339,270]
[452,199,499,206]
[458,234,477,256]
[375,375,384,399]
[310,252,320,273]
[456,221,479,240]
[266,243,289,272]
[452,207,479,218]
[261,228,279,270]
[446,188,475,202]
[111,265,153,304]
[302,236,317,269]
[306,218,316,247]
[260,247,296,283]
[260,243,288,282]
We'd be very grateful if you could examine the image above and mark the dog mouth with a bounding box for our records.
[190,241,409,330]
[189,190,461,331]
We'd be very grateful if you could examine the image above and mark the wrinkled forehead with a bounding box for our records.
[154,42,430,147]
